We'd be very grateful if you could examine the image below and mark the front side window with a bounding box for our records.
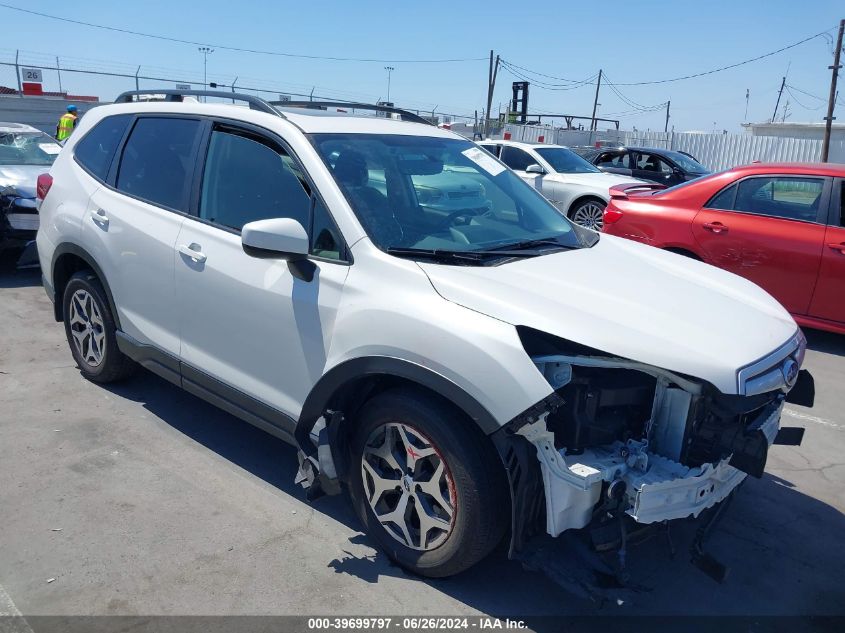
[74,115,132,180]
[310,197,346,261]
[734,177,824,222]
[500,146,536,172]
[312,133,586,259]
[199,130,311,231]
[116,117,200,211]
[535,147,600,174]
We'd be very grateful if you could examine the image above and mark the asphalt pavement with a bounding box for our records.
[1,254,843,625]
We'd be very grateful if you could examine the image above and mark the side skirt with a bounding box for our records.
[116,331,297,446]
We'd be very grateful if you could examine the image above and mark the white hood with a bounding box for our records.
[418,234,797,394]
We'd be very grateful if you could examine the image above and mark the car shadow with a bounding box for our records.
[804,328,845,357]
[0,252,41,289]
[99,369,845,622]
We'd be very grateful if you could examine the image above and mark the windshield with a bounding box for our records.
[535,147,600,174]
[663,151,708,173]
[0,132,61,166]
[312,134,586,259]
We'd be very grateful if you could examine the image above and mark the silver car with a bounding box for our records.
[1,123,62,264]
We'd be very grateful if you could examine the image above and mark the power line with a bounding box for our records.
[614,27,835,85]
[784,86,825,110]
[506,27,837,88]
[0,2,486,64]
[499,61,596,91]
[498,60,598,85]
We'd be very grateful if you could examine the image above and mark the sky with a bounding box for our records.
[1,0,843,132]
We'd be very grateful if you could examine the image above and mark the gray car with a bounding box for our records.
[0,123,62,265]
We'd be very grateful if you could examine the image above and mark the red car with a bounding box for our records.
[602,163,845,335]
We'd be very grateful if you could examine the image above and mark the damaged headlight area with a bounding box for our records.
[497,327,809,551]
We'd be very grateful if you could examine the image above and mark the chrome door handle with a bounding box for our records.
[90,208,109,225]
[178,243,207,263]
[703,221,728,234]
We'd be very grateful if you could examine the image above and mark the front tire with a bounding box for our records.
[569,198,606,230]
[62,271,136,383]
[347,388,508,577]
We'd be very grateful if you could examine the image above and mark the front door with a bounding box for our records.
[692,175,828,315]
[175,125,350,423]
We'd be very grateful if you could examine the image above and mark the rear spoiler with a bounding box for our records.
[609,182,667,199]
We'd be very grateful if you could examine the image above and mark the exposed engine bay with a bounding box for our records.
[498,327,812,553]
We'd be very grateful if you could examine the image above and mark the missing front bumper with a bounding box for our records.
[518,402,782,536]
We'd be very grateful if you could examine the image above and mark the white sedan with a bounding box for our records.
[478,139,645,230]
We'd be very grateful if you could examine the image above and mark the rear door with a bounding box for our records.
[692,175,828,315]
[83,115,203,356]
[595,150,633,178]
[807,178,845,324]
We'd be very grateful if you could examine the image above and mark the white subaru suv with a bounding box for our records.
[36,90,812,580]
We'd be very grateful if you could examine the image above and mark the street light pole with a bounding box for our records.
[198,47,214,101]
[384,66,394,103]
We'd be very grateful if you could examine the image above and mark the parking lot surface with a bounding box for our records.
[1,255,844,620]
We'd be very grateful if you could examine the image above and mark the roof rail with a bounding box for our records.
[270,100,435,126]
[114,89,282,117]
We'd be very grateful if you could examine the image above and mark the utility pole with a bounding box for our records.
[198,47,214,101]
[56,56,63,94]
[772,76,786,123]
[590,69,603,131]
[822,19,844,162]
[664,100,671,133]
[384,66,395,103]
[484,51,499,139]
[744,89,750,122]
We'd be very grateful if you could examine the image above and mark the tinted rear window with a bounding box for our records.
[116,117,201,211]
[74,115,132,181]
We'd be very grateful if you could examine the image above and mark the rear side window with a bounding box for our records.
[597,152,629,168]
[74,114,132,181]
[705,184,737,210]
[199,129,311,231]
[116,117,201,212]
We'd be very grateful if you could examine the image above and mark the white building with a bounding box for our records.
[742,121,845,142]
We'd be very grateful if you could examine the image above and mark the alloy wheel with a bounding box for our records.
[68,289,106,367]
[572,202,605,230]
[360,422,456,551]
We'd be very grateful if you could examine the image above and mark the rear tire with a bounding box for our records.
[62,271,136,383]
[347,388,508,577]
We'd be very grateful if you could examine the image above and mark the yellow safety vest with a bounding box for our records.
[57,113,77,141]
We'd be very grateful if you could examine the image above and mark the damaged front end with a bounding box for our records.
[495,327,813,582]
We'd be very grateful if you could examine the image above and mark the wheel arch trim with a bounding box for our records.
[51,242,121,329]
[296,356,502,454]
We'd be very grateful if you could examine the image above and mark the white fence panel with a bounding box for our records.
[501,124,845,170]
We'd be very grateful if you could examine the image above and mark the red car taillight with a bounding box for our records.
[603,208,623,225]
[36,173,53,201]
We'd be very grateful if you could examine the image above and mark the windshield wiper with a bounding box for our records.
[386,247,542,263]
[481,238,576,253]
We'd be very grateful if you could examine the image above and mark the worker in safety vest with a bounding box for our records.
[56,105,78,141]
